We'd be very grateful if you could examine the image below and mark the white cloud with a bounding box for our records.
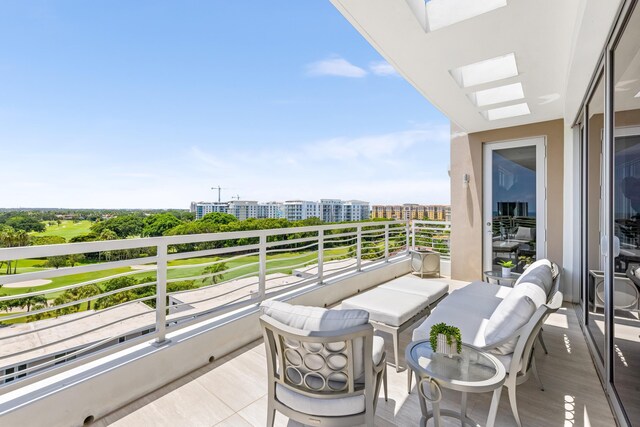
[305,57,367,78]
[369,60,397,76]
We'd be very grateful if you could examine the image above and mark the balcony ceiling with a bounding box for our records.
[331,0,580,133]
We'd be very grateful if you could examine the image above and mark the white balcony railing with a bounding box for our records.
[0,220,422,391]
[411,220,451,259]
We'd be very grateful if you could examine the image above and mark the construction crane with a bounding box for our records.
[232,194,241,201]
[211,185,227,203]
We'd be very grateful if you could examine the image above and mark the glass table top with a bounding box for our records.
[407,341,503,386]
[484,270,521,280]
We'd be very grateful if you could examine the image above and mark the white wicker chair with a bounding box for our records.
[260,307,387,426]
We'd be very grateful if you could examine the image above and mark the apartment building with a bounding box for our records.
[282,200,320,221]
[191,201,229,220]
[372,203,451,221]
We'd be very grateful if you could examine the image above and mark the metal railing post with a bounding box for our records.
[155,242,169,345]
[258,235,267,300]
[356,225,362,271]
[384,224,389,262]
[406,221,411,253]
[317,230,324,283]
[411,220,416,249]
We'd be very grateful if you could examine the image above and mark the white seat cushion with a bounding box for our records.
[342,288,431,327]
[412,281,508,346]
[379,277,449,303]
[276,383,365,417]
[260,300,369,331]
[484,286,537,354]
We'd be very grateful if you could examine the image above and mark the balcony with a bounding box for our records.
[0,220,615,426]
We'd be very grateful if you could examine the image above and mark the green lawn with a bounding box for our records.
[31,220,93,240]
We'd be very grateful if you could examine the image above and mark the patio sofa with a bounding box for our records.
[341,274,449,372]
[411,259,562,427]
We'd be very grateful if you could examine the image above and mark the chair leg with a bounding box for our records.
[407,367,413,394]
[266,401,275,427]
[392,329,400,373]
[383,364,388,402]
[508,384,522,427]
[538,330,549,355]
[531,355,545,391]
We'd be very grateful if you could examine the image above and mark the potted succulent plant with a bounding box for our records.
[429,322,462,357]
[498,260,515,277]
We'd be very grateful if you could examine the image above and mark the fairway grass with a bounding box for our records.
[31,220,93,240]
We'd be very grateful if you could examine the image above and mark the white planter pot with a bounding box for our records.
[436,333,458,357]
[502,267,512,277]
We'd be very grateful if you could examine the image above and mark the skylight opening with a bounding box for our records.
[425,0,508,31]
[468,82,524,107]
[482,103,530,121]
[450,53,518,88]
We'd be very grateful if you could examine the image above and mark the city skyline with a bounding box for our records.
[0,1,450,209]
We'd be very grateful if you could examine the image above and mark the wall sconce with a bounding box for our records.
[462,173,470,188]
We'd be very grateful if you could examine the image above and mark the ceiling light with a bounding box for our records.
[468,83,524,107]
[450,53,518,88]
[406,0,507,32]
[482,103,530,121]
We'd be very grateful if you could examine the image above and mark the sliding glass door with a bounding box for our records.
[581,3,640,425]
[612,4,640,424]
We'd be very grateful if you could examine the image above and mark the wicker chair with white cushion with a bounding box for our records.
[259,300,387,427]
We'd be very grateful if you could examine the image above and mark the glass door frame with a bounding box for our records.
[482,137,547,272]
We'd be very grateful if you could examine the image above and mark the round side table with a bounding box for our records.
[405,340,506,427]
[484,270,522,287]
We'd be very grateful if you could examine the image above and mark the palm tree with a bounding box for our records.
[203,258,228,285]
[0,228,30,274]
[18,288,48,312]
[77,284,102,310]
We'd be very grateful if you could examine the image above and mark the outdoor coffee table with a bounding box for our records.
[406,340,506,427]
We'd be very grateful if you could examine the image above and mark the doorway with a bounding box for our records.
[483,138,547,273]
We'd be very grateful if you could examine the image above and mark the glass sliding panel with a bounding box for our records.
[490,146,537,272]
[586,75,606,362]
[613,4,640,424]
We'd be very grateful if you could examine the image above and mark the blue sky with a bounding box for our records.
[0,1,450,209]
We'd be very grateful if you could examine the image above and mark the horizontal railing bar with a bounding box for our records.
[0,324,156,382]
[167,269,259,291]
[265,236,318,249]
[167,281,257,310]
[0,221,405,260]
[0,270,157,302]
[166,295,259,326]
[0,306,155,366]
[0,282,158,322]
[166,245,261,262]
[266,241,318,253]
[0,296,156,341]
[165,262,259,284]
[0,255,158,286]
[265,251,318,264]
[266,259,316,274]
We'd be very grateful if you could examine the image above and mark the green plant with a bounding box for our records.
[498,260,515,268]
[429,322,462,354]
[518,255,533,266]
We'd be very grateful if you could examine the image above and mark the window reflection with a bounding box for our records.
[612,3,640,425]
